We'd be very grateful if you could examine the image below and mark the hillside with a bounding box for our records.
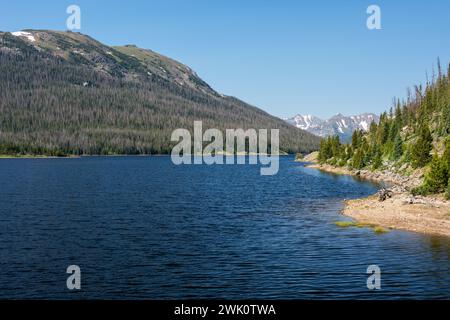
[317,60,450,197]
[0,30,320,156]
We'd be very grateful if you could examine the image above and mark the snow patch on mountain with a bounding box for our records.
[285,113,379,142]
[285,114,323,131]
[11,31,36,42]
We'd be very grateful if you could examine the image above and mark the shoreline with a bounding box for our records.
[0,155,77,159]
[0,154,160,159]
[304,162,450,238]
[0,153,293,159]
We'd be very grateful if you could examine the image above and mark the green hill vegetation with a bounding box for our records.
[0,30,320,156]
[318,60,450,198]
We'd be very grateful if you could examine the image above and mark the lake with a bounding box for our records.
[0,156,449,299]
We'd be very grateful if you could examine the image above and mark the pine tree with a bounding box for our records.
[372,147,382,170]
[443,137,450,167]
[423,154,449,193]
[351,130,361,149]
[330,135,341,158]
[395,101,403,127]
[352,148,364,169]
[411,125,432,168]
[309,59,450,197]
[443,101,450,135]
[379,115,390,145]
[393,132,403,160]
[318,139,332,163]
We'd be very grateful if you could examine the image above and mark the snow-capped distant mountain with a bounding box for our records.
[285,115,323,131]
[285,113,379,142]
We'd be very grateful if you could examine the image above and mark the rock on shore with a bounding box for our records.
[304,159,450,237]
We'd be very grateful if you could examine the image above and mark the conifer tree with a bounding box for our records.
[422,154,449,193]
[443,137,450,167]
[316,59,450,196]
[393,133,403,160]
[411,125,432,168]
[352,148,364,170]
[372,147,382,170]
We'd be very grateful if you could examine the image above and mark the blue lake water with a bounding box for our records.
[0,156,449,299]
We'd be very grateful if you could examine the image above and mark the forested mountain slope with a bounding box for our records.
[318,60,450,197]
[0,30,320,155]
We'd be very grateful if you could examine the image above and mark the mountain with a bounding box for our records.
[285,115,323,132]
[0,30,320,156]
[285,113,379,142]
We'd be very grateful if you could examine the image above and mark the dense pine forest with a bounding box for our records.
[0,30,320,156]
[318,60,450,198]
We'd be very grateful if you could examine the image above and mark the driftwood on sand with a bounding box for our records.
[377,188,393,202]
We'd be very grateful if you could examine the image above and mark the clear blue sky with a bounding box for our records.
[1,0,450,119]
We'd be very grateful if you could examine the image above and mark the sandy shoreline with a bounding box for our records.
[305,162,450,238]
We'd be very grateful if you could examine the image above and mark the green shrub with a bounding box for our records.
[373,226,389,234]
[412,185,430,196]
[337,159,347,167]
[421,154,449,193]
[335,221,355,227]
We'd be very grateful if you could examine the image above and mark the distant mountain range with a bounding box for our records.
[285,113,379,142]
[0,30,320,155]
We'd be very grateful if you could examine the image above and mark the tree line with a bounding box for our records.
[318,60,450,198]
[0,32,320,156]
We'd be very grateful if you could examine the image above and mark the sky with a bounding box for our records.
[1,0,450,119]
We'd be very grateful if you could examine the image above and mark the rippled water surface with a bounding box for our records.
[0,156,449,299]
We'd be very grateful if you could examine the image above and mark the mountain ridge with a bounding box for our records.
[285,113,379,142]
[0,29,320,155]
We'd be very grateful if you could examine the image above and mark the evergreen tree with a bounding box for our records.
[372,147,382,170]
[422,154,449,193]
[411,125,432,168]
[442,102,450,135]
[379,116,390,144]
[351,130,362,149]
[318,139,331,163]
[352,148,364,170]
[443,137,450,167]
[330,136,341,158]
[315,59,449,197]
[393,133,403,160]
[395,101,403,127]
